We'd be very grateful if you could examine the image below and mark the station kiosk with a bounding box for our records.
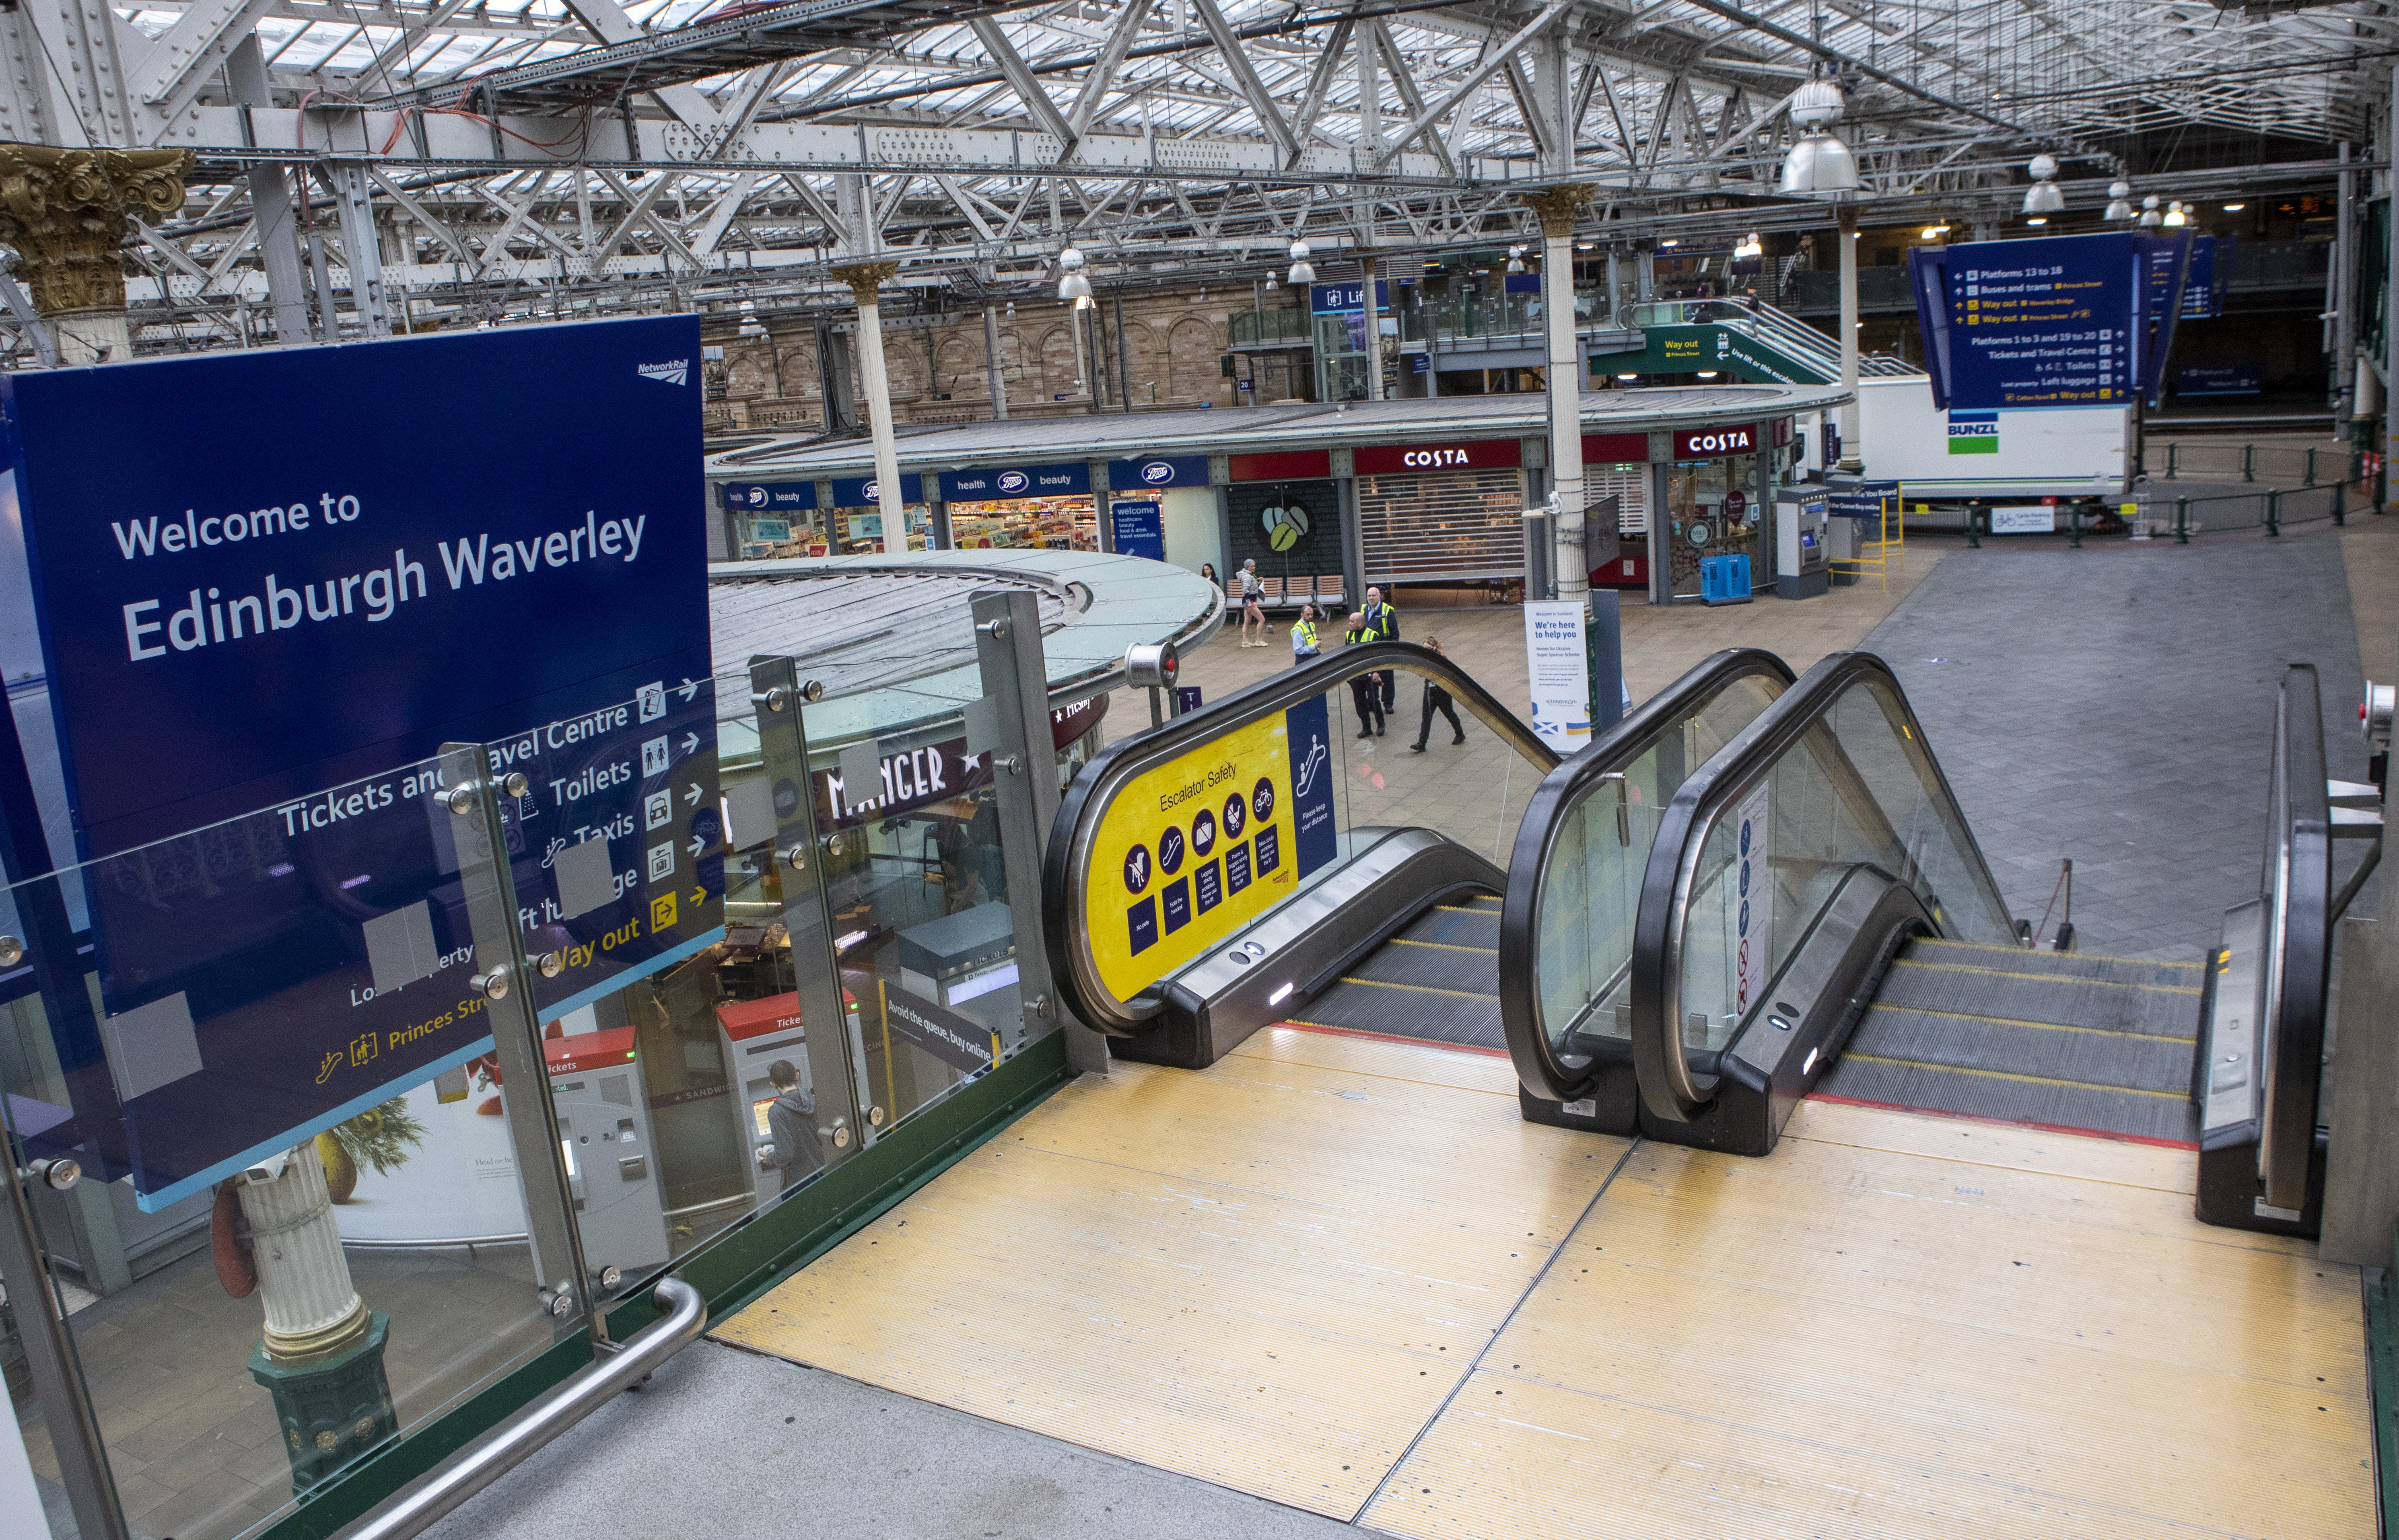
[544,1027,671,1278]
[1774,487,1831,600]
[715,992,812,1199]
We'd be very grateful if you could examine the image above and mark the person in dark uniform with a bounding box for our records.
[1344,611,1386,738]
[763,1059,824,1195]
[1362,585,1399,709]
[1411,636,1466,752]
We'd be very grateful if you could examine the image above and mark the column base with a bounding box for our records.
[250,1310,397,1495]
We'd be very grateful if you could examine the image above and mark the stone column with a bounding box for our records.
[1522,185,1591,602]
[833,259,905,551]
[0,145,191,365]
[1837,200,1862,475]
[237,1140,396,1493]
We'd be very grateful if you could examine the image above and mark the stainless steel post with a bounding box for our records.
[746,661,865,1151]
[436,745,595,1338]
[970,590,1109,1075]
[0,1158,125,1540]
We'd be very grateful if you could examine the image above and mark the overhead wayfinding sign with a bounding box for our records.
[1907,231,2190,411]
[5,317,723,1208]
[1082,698,1338,1002]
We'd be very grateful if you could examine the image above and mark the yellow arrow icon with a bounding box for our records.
[690,887,705,909]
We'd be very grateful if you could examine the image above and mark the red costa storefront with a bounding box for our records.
[1352,437,1527,585]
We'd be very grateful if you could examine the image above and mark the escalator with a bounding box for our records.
[1040,644,1794,1072]
[1046,633,2362,1240]
[1517,648,2363,1239]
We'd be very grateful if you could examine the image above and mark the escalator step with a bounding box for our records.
[1405,907,1500,948]
[1842,1005,2193,1095]
[1818,1051,2197,1146]
[1903,937,2205,990]
[1875,957,2200,1038]
[1282,895,1504,1051]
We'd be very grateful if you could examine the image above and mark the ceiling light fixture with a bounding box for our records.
[2223,202,2246,212]
[2021,153,2064,217]
[2105,180,2133,221]
[1778,76,1857,197]
[1056,245,1092,304]
[2163,200,2187,228]
[1287,237,1315,287]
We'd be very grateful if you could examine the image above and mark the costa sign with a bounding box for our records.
[1673,425,1758,458]
[1353,438,1523,475]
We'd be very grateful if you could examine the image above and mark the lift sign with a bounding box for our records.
[1082,697,1337,1002]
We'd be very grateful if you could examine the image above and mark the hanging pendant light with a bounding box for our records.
[1056,244,1092,303]
[2104,180,2133,222]
[1778,76,1857,197]
[2021,152,2064,218]
[2138,195,2162,228]
[2162,201,2187,228]
[1287,237,1315,287]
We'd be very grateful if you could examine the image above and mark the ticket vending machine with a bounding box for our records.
[716,993,811,1199]
[1774,488,1830,600]
[544,1028,670,1278]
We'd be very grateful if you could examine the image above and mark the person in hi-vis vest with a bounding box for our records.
[1289,603,1321,666]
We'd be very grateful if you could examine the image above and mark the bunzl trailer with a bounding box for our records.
[1855,373,2131,502]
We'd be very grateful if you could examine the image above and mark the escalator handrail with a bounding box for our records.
[1042,639,1559,1036]
[1497,648,1798,1102]
[2259,664,2331,1210]
[1629,651,2018,1123]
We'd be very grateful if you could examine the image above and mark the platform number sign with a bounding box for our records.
[1735,781,1772,1020]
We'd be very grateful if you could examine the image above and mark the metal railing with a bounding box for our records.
[2145,438,2364,485]
[337,1279,706,1540]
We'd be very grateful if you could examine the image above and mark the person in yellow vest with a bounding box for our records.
[1289,603,1321,666]
[1362,584,1400,711]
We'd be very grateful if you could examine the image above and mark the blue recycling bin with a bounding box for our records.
[1701,553,1752,606]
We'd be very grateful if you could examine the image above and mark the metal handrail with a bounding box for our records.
[336,1278,706,1540]
[2259,665,2331,1211]
[1497,648,1796,1103]
[1628,652,2018,1124]
[1041,639,1557,1036]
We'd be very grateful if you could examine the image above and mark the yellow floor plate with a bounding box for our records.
[1361,1098,2373,1540]
[717,1041,2371,1539]
[713,1027,1625,1518]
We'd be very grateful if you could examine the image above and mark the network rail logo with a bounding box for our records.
[637,358,690,387]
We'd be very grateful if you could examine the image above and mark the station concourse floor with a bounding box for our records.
[435,1026,2373,1540]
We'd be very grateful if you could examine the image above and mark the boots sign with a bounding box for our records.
[0,317,723,1209]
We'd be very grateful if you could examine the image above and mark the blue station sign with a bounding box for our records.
[4,317,723,1209]
[1308,280,1391,313]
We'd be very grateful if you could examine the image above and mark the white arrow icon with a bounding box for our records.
[677,677,700,702]
[684,782,702,806]
[687,835,707,858]
[680,732,699,754]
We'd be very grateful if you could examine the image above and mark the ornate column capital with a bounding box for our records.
[1518,183,1592,241]
[0,144,191,318]
[830,259,901,306]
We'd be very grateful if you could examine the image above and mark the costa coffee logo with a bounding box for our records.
[1676,426,1757,457]
[1400,448,1474,468]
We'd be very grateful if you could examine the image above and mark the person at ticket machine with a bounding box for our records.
[761,1059,824,1194]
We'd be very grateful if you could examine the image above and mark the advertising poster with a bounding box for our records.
[1082,695,1336,1002]
[1734,781,1772,1021]
[3,317,723,1206]
[1523,602,1593,753]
